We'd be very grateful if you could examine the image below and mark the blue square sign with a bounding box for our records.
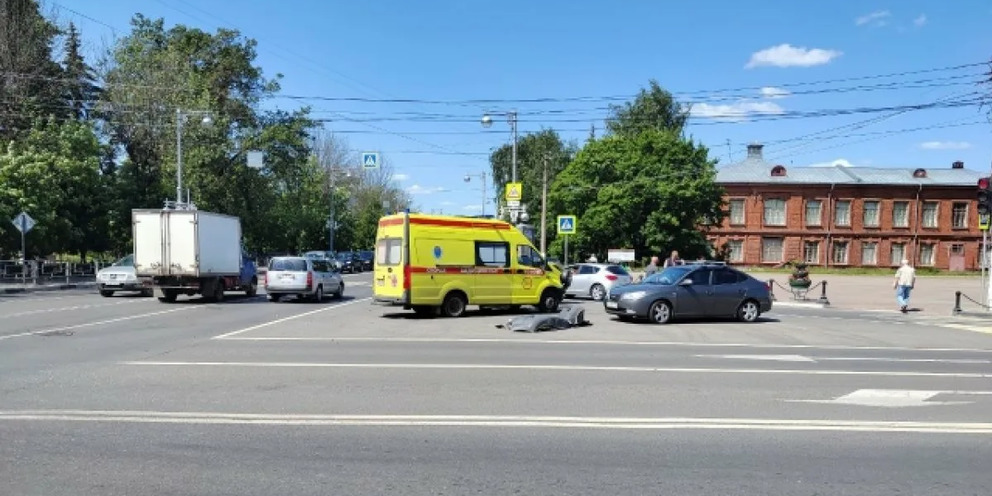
[362,152,379,169]
[557,215,576,235]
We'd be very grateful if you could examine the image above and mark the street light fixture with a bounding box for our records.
[481,110,519,222]
[464,172,487,216]
[175,108,213,209]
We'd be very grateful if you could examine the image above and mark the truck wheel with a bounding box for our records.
[267,294,280,302]
[158,289,177,303]
[441,292,467,318]
[212,281,225,302]
[245,277,257,297]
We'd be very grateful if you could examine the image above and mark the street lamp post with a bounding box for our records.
[175,108,213,208]
[481,110,519,222]
[326,167,352,253]
[463,172,487,216]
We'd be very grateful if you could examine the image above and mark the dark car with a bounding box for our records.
[357,250,374,271]
[335,251,362,273]
[604,263,772,324]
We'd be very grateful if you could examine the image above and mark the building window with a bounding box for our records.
[862,242,878,265]
[922,202,938,228]
[834,200,851,227]
[761,237,783,263]
[832,241,849,264]
[763,198,786,226]
[729,199,745,226]
[952,202,968,229]
[863,201,880,228]
[892,201,909,228]
[726,240,743,263]
[890,243,906,266]
[803,241,819,264]
[919,243,935,266]
[805,200,822,227]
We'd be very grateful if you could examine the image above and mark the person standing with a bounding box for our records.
[643,256,660,281]
[663,250,684,268]
[893,259,916,313]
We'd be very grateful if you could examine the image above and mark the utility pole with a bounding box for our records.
[726,138,733,163]
[540,154,548,254]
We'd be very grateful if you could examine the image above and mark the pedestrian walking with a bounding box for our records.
[663,250,684,268]
[893,259,916,313]
[642,256,660,281]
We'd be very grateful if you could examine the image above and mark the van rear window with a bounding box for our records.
[377,238,402,266]
[270,259,307,272]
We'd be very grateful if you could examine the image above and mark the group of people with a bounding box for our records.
[641,250,687,279]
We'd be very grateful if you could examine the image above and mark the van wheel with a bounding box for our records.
[313,285,323,303]
[441,292,468,318]
[537,289,562,313]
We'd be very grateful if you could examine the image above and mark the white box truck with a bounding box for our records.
[132,208,258,302]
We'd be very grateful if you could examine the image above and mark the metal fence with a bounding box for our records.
[0,260,112,286]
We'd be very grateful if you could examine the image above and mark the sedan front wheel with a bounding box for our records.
[648,300,672,324]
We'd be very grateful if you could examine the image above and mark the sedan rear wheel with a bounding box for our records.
[737,300,760,322]
[589,284,606,301]
[648,300,672,324]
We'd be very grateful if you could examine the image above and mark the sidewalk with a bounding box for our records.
[0,281,96,294]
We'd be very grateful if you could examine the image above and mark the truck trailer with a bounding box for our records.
[132,208,257,303]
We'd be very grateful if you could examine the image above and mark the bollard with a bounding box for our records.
[65,261,70,285]
[953,291,962,315]
[767,279,776,301]
[817,280,830,305]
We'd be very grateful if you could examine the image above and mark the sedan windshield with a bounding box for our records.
[643,266,692,285]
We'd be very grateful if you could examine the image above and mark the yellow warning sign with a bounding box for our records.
[504,182,522,202]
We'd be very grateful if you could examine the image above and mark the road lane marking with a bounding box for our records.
[1,410,991,433]
[0,307,201,342]
[210,336,992,354]
[697,354,992,364]
[211,297,371,340]
[695,354,817,362]
[788,389,992,408]
[118,361,992,378]
[5,299,144,319]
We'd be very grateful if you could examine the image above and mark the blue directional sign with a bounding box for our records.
[557,215,576,235]
[362,152,380,169]
[11,211,35,234]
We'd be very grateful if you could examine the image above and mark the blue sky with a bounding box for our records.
[53,0,992,216]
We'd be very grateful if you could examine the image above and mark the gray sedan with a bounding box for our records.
[604,263,772,324]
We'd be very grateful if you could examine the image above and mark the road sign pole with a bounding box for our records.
[20,230,26,286]
[564,235,569,267]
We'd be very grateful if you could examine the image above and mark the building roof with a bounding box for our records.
[717,143,984,186]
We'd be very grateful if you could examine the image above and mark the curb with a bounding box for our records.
[0,282,96,295]
[772,300,830,309]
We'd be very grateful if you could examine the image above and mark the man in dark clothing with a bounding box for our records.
[663,250,684,267]
[642,256,660,281]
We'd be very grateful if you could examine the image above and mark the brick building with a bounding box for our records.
[707,143,985,271]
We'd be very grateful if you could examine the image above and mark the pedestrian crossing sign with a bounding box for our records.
[362,152,379,169]
[505,182,522,202]
[557,215,576,235]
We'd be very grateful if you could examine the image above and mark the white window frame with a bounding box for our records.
[890,243,905,267]
[919,243,936,266]
[832,240,849,265]
[729,199,746,226]
[922,201,939,229]
[803,241,819,264]
[763,198,786,227]
[862,200,880,228]
[726,239,743,263]
[892,201,909,228]
[761,237,784,263]
[952,202,968,229]
[834,200,852,227]
[805,200,822,227]
[861,241,878,265]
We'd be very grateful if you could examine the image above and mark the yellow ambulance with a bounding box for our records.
[372,212,568,317]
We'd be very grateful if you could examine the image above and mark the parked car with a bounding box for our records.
[564,263,633,301]
[604,263,772,324]
[97,254,152,297]
[264,256,344,302]
[335,251,362,273]
[357,250,374,271]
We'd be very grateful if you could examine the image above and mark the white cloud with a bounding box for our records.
[462,204,483,212]
[856,10,891,26]
[759,86,791,99]
[808,158,858,168]
[392,173,409,182]
[406,184,447,195]
[440,201,455,206]
[691,100,785,122]
[745,44,842,69]
[919,141,971,150]
[913,14,927,27]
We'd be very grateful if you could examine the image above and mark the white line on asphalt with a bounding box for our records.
[118,361,992,378]
[211,336,992,354]
[0,307,200,342]
[5,299,143,319]
[211,297,371,340]
[1,409,991,433]
[696,354,992,364]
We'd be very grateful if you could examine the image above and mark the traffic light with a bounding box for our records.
[978,177,992,216]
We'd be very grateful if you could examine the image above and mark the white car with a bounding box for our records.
[265,256,344,302]
[97,254,152,297]
[564,263,634,301]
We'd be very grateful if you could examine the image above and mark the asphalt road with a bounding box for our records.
[3,274,992,495]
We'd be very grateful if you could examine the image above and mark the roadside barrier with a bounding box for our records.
[768,278,830,305]
[952,291,991,315]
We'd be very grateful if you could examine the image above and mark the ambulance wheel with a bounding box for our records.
[441,292,468,318]
[537,289,562,313]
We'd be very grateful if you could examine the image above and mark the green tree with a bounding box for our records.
[605,79,690,137]
[61,22,101,120]
[488,129,577,221]
[548,129,723,261]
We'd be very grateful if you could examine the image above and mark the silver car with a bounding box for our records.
[265,256,344,302]
[564,263,634,301]
[97,254,152,297]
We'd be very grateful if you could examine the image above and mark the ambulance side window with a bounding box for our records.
[475,241,509,267]
[376,238,402,266]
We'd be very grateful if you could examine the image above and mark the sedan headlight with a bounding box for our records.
[620,291,648,300]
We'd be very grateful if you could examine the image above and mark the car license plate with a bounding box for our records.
[605,301,618,309]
